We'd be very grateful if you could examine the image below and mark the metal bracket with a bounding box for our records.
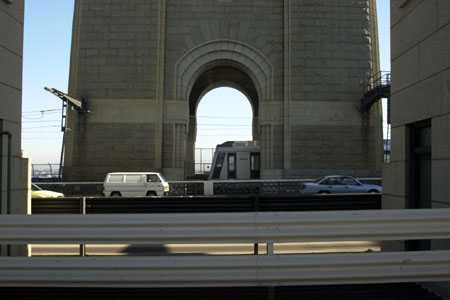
[44,87,88,113]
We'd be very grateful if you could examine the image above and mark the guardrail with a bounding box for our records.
[31,194,381,214]
[3,209,450,244]
[0,209,449,287]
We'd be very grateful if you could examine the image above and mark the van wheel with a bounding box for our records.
[146,191,157,196]
[110,192,121,197]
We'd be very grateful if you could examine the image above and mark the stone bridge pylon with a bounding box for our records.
[64,0,382,181]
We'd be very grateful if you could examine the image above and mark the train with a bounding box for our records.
[208,141,260,180]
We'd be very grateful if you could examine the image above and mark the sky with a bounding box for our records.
[22,0,391,164]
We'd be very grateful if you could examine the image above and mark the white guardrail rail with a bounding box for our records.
[0,209,450,287]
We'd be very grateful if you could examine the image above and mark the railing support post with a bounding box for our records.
[266,241,274,255]
[267,286,275,300]
[253,242,259,255]
[79,197,86,256]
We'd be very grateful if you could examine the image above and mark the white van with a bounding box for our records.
[103,172,169,197]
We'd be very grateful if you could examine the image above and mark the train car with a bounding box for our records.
[209,141,260,180]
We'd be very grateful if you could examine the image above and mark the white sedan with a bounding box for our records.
[302,176,382,195]
[31,183,64,198]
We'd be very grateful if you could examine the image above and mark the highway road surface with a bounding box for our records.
[30,241,380,256]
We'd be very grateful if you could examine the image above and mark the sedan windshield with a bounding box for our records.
[314,177,326,183]
[31,184,42,191]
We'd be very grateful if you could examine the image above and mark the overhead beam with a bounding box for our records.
[44,87,86,112]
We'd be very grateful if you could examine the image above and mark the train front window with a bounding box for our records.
[211,152,226,179]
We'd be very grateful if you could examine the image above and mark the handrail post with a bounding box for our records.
[266,241,274,256]
[253,242,259,255]
[79,197,86,256]
[253,194,260,255]
[267,287,275,300]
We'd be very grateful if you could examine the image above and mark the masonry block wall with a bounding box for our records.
[65,0,382,180]
[0,0,28,215]
[384,0,450,209]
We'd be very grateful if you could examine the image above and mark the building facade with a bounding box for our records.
[65,0,383,181]
[384,0,450,210]
[0,0,28,217]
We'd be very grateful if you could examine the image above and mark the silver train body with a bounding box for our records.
[208,141,260,180]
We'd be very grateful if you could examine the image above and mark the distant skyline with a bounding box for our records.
[22,0,391,163]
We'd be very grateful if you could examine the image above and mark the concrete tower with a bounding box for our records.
[64,0,382,180]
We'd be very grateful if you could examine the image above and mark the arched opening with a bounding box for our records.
[195,87,253,175]
[186,64,260,178]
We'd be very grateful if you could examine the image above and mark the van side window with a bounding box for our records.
[125,175,142,183]
[147,174,161,183]
[108,175,124,183]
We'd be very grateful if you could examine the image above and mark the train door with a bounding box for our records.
[236,152,251,179]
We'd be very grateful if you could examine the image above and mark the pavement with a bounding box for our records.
[30,241,380,256]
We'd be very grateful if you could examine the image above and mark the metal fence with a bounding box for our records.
[31,164,61,181]
[195,148,214,175]
[32,148,216,180]
[33,178,383,197]
[365,71,392,92]
[31,194,381,214]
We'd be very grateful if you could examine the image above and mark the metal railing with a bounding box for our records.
[0,209,449,287]
[31,163,61,181]
[360,71,391,113]
[31,194,382,214]
[364,71,391,91]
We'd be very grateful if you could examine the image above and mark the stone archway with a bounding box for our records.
[185,64,260,177]
[175,39,273,102]
[175,40,273,177]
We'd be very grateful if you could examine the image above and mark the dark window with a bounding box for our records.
[227,153,236,179]
[406,119,431,251]
[407,120,431,209]
[250,152,260,179]
[322,178,341,185]
[342,177,358,185]
[147,174,160,183]
[211,152,225,179]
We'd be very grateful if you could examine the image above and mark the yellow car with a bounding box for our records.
[31,183,64,198]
